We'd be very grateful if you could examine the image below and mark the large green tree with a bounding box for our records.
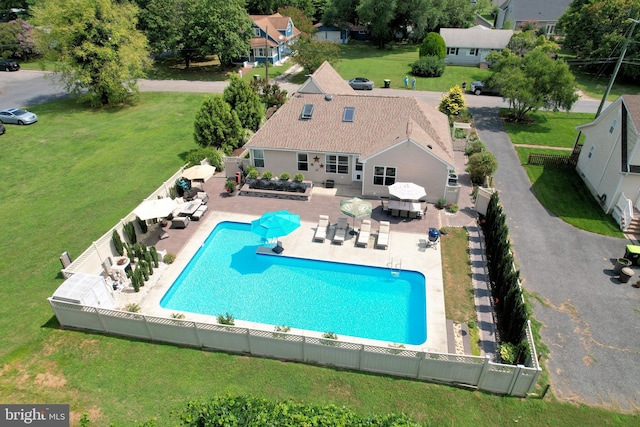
[33,0,150,107]
[357,0,396,47]
[486,49,579,122]
[223,75,264,132]
[419,32,445,58]
[139,0,253,68]
[290,35,340,73]
[194,95,244,155]
[557,0,640,81]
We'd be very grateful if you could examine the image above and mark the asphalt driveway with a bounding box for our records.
[471,107,640,411]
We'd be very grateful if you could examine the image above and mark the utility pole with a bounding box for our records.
[265,25,269,83]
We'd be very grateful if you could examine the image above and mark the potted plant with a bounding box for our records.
[224,179,237,194]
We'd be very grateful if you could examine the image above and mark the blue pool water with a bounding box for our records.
[160,221,427,345]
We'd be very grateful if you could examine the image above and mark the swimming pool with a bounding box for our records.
[160,221,427,345]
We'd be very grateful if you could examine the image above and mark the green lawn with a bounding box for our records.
[0,94,637,425]
[504,111,623,238]
[501,109,591,148]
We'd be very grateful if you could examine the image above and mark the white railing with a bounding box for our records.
[613,193,634,231]
[60,168,187,278]
[48,299,541,397]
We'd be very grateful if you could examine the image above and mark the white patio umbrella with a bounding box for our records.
[133,198,178,221]
[388,182,426,201]
[182,164,216,181]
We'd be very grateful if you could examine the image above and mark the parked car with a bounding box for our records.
[469,81,500,96]
[0,123,5,135]
[348,77,374,90]
[0,59,19,71]
[0,108,38,125]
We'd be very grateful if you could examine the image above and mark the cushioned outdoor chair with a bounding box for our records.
[171,216,190,229]
[356,219,371,247]
[333,217,348,245]
[375,221,390,249]
[313,215,330,242]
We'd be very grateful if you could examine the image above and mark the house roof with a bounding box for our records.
[500,0,573,23]
[244,93,454,166]
[440,25,514,49]
[297,61,354,95]
[250,13,300,45]
[623,95,640,127]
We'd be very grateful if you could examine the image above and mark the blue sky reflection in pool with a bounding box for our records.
[160,221,426,345]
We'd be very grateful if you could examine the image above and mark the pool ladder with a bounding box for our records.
[388,258,402,276]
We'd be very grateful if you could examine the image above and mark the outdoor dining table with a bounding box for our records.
[388,200,422,212]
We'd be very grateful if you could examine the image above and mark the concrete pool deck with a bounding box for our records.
[128,210,448,352]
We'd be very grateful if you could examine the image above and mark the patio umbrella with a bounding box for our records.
[182,164,216,181]
[133,198,178,221]
[251,210,301,243]
[388,182,426,201]
[339,197,372,232]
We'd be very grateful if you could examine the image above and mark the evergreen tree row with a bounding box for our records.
[482,192,529,362]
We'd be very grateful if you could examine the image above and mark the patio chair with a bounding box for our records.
[375,221,390,250]
[356,219,371,247]
[391,209,400,217]
[191,205,208,221]
[409,211,418,219]
[313,215,330,242]
[333,217,348,245]
[400,210,409,218]
[171,216,190,229]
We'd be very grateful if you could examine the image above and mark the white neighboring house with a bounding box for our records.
[575,95,640,230]
[440,25,514,66]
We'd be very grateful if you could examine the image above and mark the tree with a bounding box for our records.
[557,0,640,82]
[247,0,316,17]
[506,30,559,57]
[194,95,244,155]
[322,0,359,29]
[419,32,445,58]
[33,0,151,107]
[249,79,288,110]
[290,35,340,74]
[278,6,316,35]
[486,49,579,122]
[223,75,264,132]
[467,151,498,185]
[0,18,37,59]
[356,0,397,47]
[139,0,253,69]
[438,85,467,116]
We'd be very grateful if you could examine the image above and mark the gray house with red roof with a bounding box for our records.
[243,62,456,202]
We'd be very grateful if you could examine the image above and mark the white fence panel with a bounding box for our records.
[145,317,201,346]
[360,347,422,377]
[248,330,305,360]
[49,302,106,331]
[98,310,150,339]
[196,324,251,353]
[419,355,485,384]
[304,338,361,369]
[478,363,517,394]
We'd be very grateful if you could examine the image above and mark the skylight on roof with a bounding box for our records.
[343,107,355,122]
[301,104,314,119]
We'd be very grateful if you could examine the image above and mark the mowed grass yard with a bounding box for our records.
[501,110,623,238]
[1,94,638,426]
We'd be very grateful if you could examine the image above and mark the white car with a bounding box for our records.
[348,77,374,90]
[0,108,38,125]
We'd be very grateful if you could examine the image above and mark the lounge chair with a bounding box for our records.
[333,217,348,245]
[313,215,330,242]
[171,216,190,229]
[375,221,390,249]
[191,205,208,221]
[356,219,371,247]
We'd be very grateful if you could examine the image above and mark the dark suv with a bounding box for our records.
[469,81,500,96]
[0,59,19,71]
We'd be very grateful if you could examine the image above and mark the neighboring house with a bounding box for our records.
[496,0,572,34]
[248,13,300,65]
[243,62,456,202]
[313,22,350,44]
[575,95,640,229]
[440,25,514,66]
[349,24,371,41]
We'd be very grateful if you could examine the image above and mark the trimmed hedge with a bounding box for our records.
[411,56,445,77]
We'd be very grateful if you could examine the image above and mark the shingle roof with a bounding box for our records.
[506,0,573,22]
[251,13,300,45]
[244,93,454,166]
[440,25,514,49]
[623,95,640,128]
[298,61,354,95]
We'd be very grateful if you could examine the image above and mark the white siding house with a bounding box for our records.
[440,26,514,66]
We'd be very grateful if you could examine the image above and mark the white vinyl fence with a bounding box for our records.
[48,299,541,397]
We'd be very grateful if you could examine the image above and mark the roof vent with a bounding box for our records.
[325,93,333,101]
[427,144,433,149]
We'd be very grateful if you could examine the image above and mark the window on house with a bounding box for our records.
[252,149,264,168]
[343,107,355,122]
[588,145,595,159]
[326,155,349,174]
[610,119,617,134]
[301,104,314,119]
[254,28,261,37]
[447,47,459,55]
[469,48,478,56]
[546,24,556,35]
[373,166,396,186]
[256,47,265,57]
[297,153,308,171]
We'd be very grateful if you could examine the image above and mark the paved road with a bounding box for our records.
[471,106,640,411]
[2,70,636,411]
